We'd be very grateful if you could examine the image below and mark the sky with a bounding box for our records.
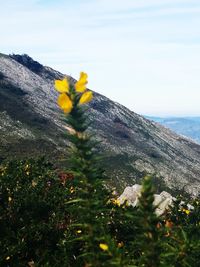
[1,0,200,116]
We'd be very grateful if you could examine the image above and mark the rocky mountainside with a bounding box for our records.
[1,53,200,196]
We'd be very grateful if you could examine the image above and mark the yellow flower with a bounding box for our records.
[57,93,73,113]
[79,91,93,105]
[76,229,82,234]
[8,196,12,202]
[185,210,190,215]
[99,243,109,251]
[112,198,121,207]
[75,72,88,93]
[6,256,10,261]
[182,208,190,215]
[54,78,69,93]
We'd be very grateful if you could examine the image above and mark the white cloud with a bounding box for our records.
[1,0,200,116]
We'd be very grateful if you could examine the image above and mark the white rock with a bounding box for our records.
[118,185,176,216]
[118,184,142,206]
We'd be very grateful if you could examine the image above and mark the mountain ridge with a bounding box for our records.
[1,53,200,196]
[146,116,200,144]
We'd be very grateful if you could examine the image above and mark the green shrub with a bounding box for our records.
[0,158,72,266]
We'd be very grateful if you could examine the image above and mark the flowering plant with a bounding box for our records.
[54,72,93,114]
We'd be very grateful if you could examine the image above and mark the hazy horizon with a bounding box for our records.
[144,114,200,118]
[1,0,200,117]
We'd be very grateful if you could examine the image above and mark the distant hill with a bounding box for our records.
[146,116,200,144]
[1,53,200,196]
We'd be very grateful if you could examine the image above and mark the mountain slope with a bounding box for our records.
[1,53,200,196]
[146,116,200,144]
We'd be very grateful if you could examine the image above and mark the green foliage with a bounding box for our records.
[162,197,200,267]
[1,80,200,266]
[61,89,123,266]
[134,176,162,267]
[0,158,70,266]
[1,155,199,266]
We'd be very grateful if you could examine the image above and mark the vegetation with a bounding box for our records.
[0,73,200,266]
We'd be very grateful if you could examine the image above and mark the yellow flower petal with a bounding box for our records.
[75,72,88,92]
[57,93,73,113]
[79,72,88,82]
[182,208,190,215]
[99,243,109,251]
[112,198,121,207]
[75,82,87,93]
[54,78,69,93]
[79,91,93,105]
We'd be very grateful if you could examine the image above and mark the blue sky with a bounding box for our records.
[1,0,200,116]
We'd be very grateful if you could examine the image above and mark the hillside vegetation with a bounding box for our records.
[0,73,200,266]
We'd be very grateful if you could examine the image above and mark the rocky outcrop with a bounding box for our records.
[1,53,200,196]
[118,185,193,216]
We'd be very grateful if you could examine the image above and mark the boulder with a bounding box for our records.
[118,185,176,216]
